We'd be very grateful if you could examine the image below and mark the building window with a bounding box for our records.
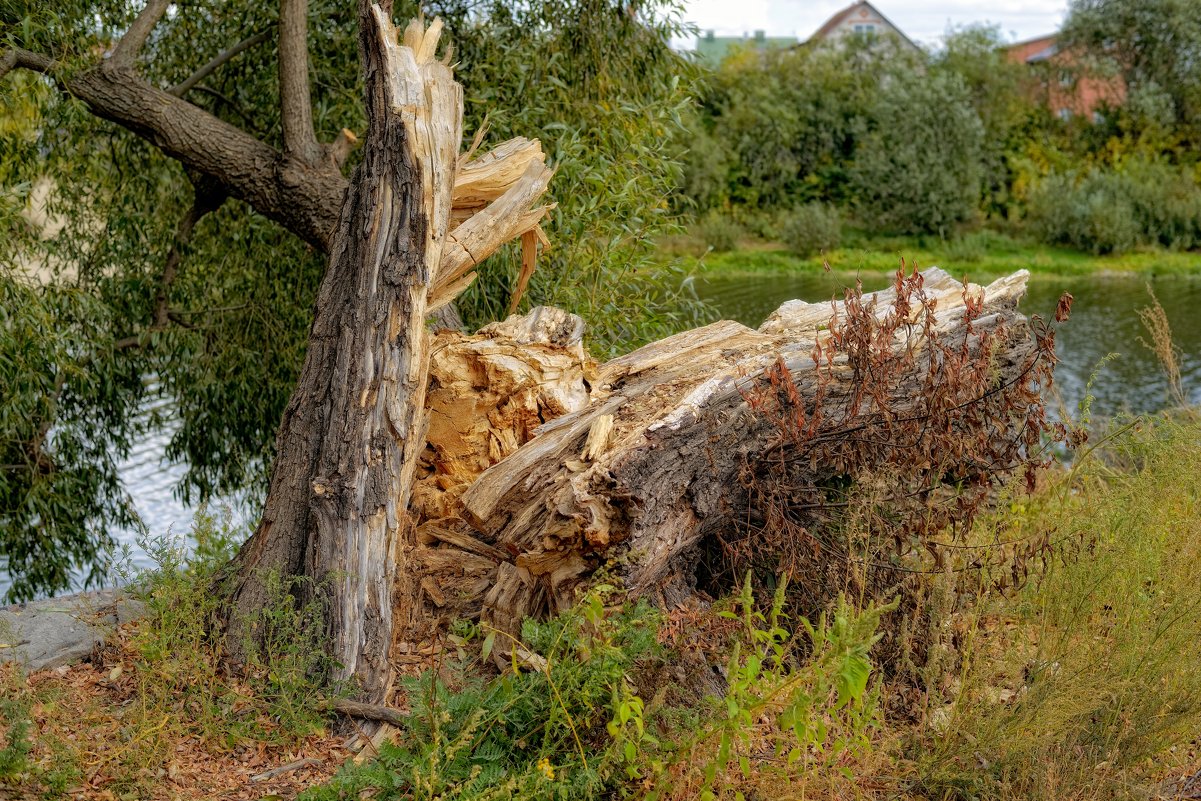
[853,23,876,34]
[1057,108,1073,121]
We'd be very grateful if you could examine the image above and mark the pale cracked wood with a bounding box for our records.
[398,308,592,647]
[447,269,1037,638]
[413,306,593,524]
[226,10,553,702]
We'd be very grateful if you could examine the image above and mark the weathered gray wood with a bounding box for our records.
[445,269,1037,635]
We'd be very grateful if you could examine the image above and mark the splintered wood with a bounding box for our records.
[404,268,1042,657]
[397,307,593,661]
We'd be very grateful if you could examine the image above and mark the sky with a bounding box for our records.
[681,0,1069,48]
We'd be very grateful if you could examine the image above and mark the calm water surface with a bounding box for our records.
[696,270,1201,419]
[4,269,1198,599]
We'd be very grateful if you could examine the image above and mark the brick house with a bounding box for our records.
[1005,34,1125,121]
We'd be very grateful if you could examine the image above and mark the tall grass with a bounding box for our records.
[916,416,1201,800]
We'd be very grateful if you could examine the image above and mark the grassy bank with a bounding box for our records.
[3,417,1201,800]
[661,228,1201,280]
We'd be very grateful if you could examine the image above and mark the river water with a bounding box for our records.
[695,270,1201,419]
[3,269,1198,599]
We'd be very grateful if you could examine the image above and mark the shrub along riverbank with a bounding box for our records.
[2,412,1200,800]
[665,226,1201,281]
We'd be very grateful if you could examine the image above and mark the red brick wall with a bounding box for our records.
[1005,35,1125,120]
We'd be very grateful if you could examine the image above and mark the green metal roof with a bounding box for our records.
[694,32,798,67]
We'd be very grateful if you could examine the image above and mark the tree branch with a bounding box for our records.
[2,42,344,247]
[62,63,344,248]
[279,0,321,164]
[327,697,411,728]
[0,47,54,76]
[169,29,271,97]
[153,178,226,328]
[109,0,173,68]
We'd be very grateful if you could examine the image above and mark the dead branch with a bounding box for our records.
[169,30,272,97]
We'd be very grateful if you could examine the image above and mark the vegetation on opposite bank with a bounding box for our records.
[666,225,1201,282]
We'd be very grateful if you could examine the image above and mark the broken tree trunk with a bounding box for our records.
[404,269,1049,645]
[224,9,551,701]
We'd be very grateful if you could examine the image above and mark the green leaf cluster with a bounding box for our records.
[303,591,661,801]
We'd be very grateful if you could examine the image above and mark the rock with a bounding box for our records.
[0,589,146,672]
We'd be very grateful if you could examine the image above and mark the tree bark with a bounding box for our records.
[222,8,460,699]
[222,8,552,701]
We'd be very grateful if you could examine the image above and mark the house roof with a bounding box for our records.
[694,32,799,66]
[1005,33,1059,50]
[1002,33,1060,63]
[808,1,919,51]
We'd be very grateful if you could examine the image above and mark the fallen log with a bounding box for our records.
[401,267,1056,654]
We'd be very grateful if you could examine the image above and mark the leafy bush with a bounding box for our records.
[304,576,890,801]
[1027,158,1201,254]
[780,202,841,256]
[649,577,889,800]
[690,39,917,211]
[120,507,336,747]
[943,229,1024,264]
[304,590,661,801]
[850,69,985,236]
[942,233,986,263]
[692,211,744,252]
[448,0,708,356]
[0,688,32,784]
[0,508,336,798]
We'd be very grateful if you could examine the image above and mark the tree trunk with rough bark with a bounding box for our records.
[223,9,551,701]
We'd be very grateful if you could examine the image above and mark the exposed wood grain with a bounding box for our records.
[442,269,1039,636]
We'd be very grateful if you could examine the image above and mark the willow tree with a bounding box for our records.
[0,0,696,603]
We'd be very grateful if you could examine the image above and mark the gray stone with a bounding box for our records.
[0,589,146,672]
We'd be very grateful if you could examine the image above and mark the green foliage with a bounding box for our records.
[649,576,888,801]
[942,229,1020,264]
[428,0,707,357]
[0,508,338,797]
[932,24,1039,216]
[120,507,336,746]
[685,34,994,236]
[0,691,32,784]
[1061,0,1201,140]
[303,589,661,801]
[779,202,841,257]
[849,69,985,236]
[917,416,1201,800]
[692,210,744,252]
[0,275,140,601]
[690,40,906,211]
[303,574,891,801]
[1027,157,1201,254]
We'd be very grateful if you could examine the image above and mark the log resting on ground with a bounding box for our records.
[404,268,1038,656]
